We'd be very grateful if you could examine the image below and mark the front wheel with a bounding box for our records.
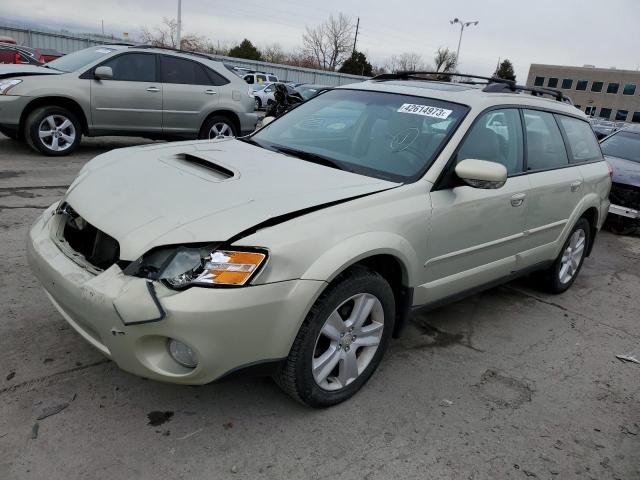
[25,106,82,156]
[199,115,237,140]
[275,267,395,408]
[539,218,590,294]
[254,97,262,110]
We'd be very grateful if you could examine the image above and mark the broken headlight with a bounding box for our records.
[150,246,267,288]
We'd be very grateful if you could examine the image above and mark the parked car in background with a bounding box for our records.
[0,44,257,155]
[601,128,640,234]
[294,83,331,100]
[27,74,610,407]
[253,81,276,109]
[243,71,278,85]
[38,47,64,63]
[590,118,618,140]
[0,36,17,44]
[0,44,45,65]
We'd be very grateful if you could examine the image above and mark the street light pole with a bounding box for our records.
[449,18,479,69]
[176,0,182,49]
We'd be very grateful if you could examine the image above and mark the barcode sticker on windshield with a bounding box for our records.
[397,104,452,119]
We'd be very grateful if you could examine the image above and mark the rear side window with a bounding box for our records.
[243,75,254,84]
[457,109,524,175]
[556,116,602,163]
[256,74,267,83]
[162,56,211,85]
[100,53,156,82]
[523,110,569,171]
[268,75,277,82]
[205,68,230,86]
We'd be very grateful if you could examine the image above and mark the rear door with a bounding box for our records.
[160,55,223,135]
[518,109,584,266]
[419,108,530,304]
[90,52,161,132]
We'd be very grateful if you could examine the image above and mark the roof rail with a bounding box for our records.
[132,44,215,61]
[371,71,572,104]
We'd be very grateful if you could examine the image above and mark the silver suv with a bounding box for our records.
[27,74,611,407]
[0,45,258,155]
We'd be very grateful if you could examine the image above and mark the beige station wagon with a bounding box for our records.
[27,73,611,407]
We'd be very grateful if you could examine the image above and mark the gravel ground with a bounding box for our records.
[0,134,639,480]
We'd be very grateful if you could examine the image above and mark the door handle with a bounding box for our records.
[570,181,582,192]
[146,86,160,93]
[205,89,217,95]
[511,193,526,207]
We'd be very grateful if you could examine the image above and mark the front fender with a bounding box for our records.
[300,231,418,286]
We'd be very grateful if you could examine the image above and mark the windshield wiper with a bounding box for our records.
[270,145,347,171]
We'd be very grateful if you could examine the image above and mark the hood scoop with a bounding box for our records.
[166,153,236,181]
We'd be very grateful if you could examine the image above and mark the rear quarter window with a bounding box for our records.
[556,115,602,163]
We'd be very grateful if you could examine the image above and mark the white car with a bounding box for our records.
[27,74,610,407]
[252,82,277,110]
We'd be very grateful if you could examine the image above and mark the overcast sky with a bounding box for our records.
[3,0,639,80]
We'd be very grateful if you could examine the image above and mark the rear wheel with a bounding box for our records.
[199,115,237,140]
[538,218,590,294]
[275,267,395,407]
[255,97,262,110]
[25,106,82,156]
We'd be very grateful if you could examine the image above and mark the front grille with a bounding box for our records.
[60,204,120,271]
[610,182,640,209]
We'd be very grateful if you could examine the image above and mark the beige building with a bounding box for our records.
[526,64,640,123]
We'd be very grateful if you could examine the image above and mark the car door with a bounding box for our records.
[90,52,161,133]
[517,109,585,267]
[160,55,222,135]
[417,108,530,304]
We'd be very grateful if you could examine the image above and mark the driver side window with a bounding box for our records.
[457,108,524,175]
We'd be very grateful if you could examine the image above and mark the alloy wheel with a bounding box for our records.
[558,229,586,284]
[38,115,76,152]
[312,293,384,391]
[208,122,234,139]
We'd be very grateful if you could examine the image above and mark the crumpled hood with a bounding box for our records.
[605,155,640,188]
[65,139,399,260]
[0,64,60,79]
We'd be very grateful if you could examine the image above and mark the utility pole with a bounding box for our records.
[449,18,479,69]
[176,0,182,49]
[101,20,104,36]
[352,17,360,55]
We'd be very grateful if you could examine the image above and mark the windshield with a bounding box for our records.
[47,46,117,72]
[251,89,468,181]
[601,131,640,163]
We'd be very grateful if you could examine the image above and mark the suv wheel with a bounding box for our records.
[25,106,82,156]
[275,267,395,407]
[199,115,237,140]
[255,97,262,110]
[540,218,590,294]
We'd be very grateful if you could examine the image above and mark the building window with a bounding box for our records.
[623,84,636,95]
[616,110,629,121]
[633,112,640,123]
[548,77,558,88]
[591,81,603,92]
[561,79,573,89]
[607,82,619,94]
[576,80,588,91]
[585,106,596,116]
[534,76,544,87]
[599,108,612,119]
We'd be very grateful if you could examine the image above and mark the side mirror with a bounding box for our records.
[261,116,275,127]
[94,66,113,80]
[455,159,507,189]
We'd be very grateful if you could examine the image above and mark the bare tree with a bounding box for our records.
[385,52,426,72]
[303,13,354,70]
[284,50,319,69]
[262,43,286,64]
[140,17,206,51]
[433,47,457,74]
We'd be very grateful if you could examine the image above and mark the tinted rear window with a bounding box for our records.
[162,56,210,85]
[557,116,602,163]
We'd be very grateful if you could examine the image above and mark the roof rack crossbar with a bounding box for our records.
[371,70,571,104]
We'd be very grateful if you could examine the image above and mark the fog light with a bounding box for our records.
[168,339,198,368]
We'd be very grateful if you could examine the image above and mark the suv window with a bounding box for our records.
[162,56,210,85]
[556,116,602,163]
[256,74,267,83]
[206,68,230,86]
[243,75,254,84]
[457,109,523,174]
[100,53,156,82]
[523,110,569,171]
[268,75,278,82]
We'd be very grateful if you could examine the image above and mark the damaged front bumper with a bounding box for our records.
[608,203,640,219]
[27,203,324,384]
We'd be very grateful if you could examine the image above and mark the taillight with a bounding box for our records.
[14,52,21,64]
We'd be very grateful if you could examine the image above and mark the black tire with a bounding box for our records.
[605,215,637,235]
[255,97,262,110]
[538,218,591,294]
[25,106,82,156]
[198,115,237,140]
[275,266,395,408]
